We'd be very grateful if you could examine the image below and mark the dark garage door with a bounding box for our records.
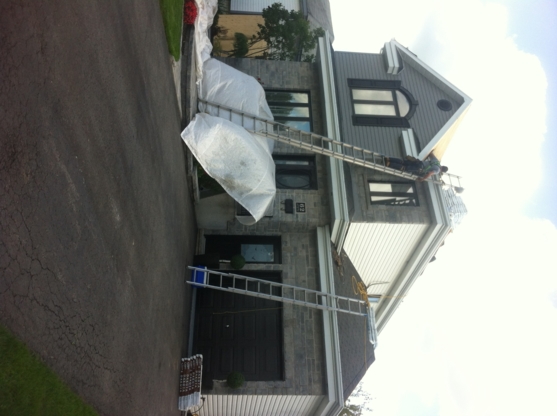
[193,271,283,382]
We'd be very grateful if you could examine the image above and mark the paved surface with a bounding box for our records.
[1,1,196,415]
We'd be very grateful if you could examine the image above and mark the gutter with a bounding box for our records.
[315,226,344,416]
[318,33,350,252]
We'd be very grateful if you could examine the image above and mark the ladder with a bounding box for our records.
[198,99,465,191]
[187,266,368,317]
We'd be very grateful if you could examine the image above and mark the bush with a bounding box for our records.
[230,255,246,270]
[226,371,245,389]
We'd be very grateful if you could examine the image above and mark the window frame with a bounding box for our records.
[265,90,313,132]
[348,79,417,127]
[368,181,419,207]
[273,155,318,190]
[204,235,282,264]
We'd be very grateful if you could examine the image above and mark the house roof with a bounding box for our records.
[332,248,375,399]
[385,40,472,160]
[305,0,334,41]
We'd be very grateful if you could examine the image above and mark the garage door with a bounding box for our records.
[193,271,283,383]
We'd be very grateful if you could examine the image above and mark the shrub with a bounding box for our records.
[230,255,246,270]
[226,371,245,389]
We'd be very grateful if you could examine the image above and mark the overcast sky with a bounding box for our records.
[328,1,557,415]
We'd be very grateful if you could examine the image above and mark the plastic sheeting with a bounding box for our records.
[193,0,218,80]
[187,2,277,225]
[198,58,275,152]
[181,113,275,224]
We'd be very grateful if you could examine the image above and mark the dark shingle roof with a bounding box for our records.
[333,248,375,399]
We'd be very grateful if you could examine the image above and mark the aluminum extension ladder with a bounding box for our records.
[198,99,465,191]
[187,266,368,317]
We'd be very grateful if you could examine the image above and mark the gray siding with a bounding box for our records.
[333,51,460,156]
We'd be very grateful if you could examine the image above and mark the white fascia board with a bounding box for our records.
[388,40,473,159]
[390,41,401,74]
[318,33,350,251]
[384,42,395,74]
[375,183,451,333]
[316,226,344,416]
[391,40,471,102]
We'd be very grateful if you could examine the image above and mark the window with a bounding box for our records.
[369,181,418,206]
[205,235,282,264]
[348,79,416,127]
[273,155,317,190]
[266,90,312,132]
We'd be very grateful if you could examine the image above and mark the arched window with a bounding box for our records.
[348,79,417,127]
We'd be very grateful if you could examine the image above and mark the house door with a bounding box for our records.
[193,271,283,383]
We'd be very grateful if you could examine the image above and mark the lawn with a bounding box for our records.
[0,325,98,416]
[159,0,184,61]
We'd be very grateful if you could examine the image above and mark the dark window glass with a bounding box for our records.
[266,90,312,132]
[352,89,410,117]
[205,235,282,264]
[369,181,418,206]
[274,156,317,190]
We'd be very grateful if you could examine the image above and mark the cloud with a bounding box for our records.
[332,0,548,206]
[366,212,557,416]
[330,1,553,415]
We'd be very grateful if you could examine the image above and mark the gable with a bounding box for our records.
[334,51,465,158]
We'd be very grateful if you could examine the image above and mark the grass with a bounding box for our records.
[0,325,98,416]
[159,0,184,61]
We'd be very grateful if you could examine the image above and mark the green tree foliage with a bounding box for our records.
[339,403,364,416]
[227,3,324,61]
[230,32,249,57]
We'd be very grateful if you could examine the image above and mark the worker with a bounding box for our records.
[384,153,448,181]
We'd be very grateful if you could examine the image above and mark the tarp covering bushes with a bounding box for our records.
[181,114,275,224]
[181,2,276,224]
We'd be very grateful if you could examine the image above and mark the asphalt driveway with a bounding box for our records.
[1,1,196,415]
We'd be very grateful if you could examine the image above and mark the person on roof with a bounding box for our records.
[384,153,448,181]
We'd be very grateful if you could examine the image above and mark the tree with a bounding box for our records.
[226,3,324,62]
[341,382,373,415]
[339,403,364,416]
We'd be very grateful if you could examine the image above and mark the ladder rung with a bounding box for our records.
[198,98,462,188]
[187,267,367,317]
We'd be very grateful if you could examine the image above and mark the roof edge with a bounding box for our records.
[316,226,345,416]
[388,40,472,159]
[317,34,350,250]
[375,183,452,332]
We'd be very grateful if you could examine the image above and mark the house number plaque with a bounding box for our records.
[296,203,306,213]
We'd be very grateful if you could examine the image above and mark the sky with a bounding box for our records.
[328,0,557,415]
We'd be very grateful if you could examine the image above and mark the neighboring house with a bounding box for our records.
[190,33,471,416]
[214,0,334,57]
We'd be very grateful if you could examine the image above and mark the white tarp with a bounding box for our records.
[198,58,275,152]
[181,113,275,224]
[187,2,277,225]
[193,0,218,80]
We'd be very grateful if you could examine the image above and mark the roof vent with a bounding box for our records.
[437,99,453,111]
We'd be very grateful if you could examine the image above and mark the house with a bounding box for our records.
[213,0,334,57]
[188,30,471,416]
